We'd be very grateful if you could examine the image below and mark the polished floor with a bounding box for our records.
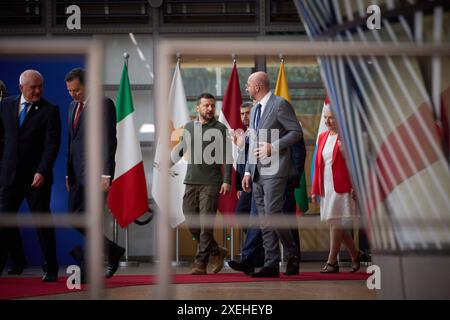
[3,261,377,300]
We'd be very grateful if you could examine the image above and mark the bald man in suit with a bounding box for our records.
[242,72,302,277]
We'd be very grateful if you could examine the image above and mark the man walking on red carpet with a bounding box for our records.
[65,68,125,282]
[172,92,232,275]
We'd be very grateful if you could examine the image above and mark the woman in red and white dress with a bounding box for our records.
[311,105,364,273]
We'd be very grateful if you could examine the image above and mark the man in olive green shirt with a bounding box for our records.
[173,92,232,275]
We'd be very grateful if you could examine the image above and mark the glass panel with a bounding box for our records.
[55,0,150,25]
[163,0,256,24]
[0,0,42,25]
[269,0,301,23]
[177,59,255,117]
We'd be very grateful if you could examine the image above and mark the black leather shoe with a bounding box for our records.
[7,266,26,275]
[284,257,299,276]
[251,266,279,278]
[69,245,85,263]
[70,246,87,283]
[0,256,5,277]
[105,245,125,278]
[79,266,87,284]
[42,272,58,282]
[228,260,254,276]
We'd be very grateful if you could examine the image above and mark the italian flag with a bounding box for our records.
[107,63,149,228]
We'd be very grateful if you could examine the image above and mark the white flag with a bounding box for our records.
[152,61,189,228]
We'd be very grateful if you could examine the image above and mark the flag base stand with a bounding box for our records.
[118,224,140,267]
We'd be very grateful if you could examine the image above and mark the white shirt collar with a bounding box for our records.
[75,94,89,105]
[254,91,272,128]
[20,94,32,106]
[258,91,272,116]
[19,95,33,114]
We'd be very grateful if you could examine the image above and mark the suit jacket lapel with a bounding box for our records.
[69,101,76,127]
[76,105,85,132]
[258,94,276,129]
[71,101,86,135]
[69,101,77,135]
[250,105,256,130]
[317,131,329,169]
[10,95,20,130]
[22,101,40,127]
[332,133,339,163]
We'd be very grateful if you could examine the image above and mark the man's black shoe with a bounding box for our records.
[42,272,58,282]
[251,266,279,278]
[7,265,27,275]
[228,260,254,276]
[69,245,85,263]
[105,246,125,278]
[0,255,5,277]
[70,245,87,283]
[284,257,300,276]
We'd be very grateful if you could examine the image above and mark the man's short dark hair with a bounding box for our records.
[196,92,215,105]
[240,101,253,109]
[65,68,85,85]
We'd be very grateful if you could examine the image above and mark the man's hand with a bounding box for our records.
[31,173,45,188]
[65,177,70,192]
[237,190,242,200]
[231,130,238,145]
[101,177,111,192]
[230,129,245,148]
[242,176,252,193]
[254,142,272,160]
[351,188,356,200]
[219,183,231,195]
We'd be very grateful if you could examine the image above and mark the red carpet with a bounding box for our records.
[0,272,369,300]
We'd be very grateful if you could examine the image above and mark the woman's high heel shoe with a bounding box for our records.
[320,261,339,273]
[351,250,366,272]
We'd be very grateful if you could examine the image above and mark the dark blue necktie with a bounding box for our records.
[18,102,30,127]
[254,103,262,130]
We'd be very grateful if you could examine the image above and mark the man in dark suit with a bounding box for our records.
[231,102,265,273]
[233,102,254,222]
[65,68,124,280]
[242,71,302,277]
[0,70,61,282]
[0,80,29,277]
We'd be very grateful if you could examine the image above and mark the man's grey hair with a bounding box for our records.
[19,70,43,85]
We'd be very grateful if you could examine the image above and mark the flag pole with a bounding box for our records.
[117,51,139,268]
[279,53,288,263]
[112,218,118,244]
[230,53,237,261]
[174,52,181,267]
[112,53,131,249]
